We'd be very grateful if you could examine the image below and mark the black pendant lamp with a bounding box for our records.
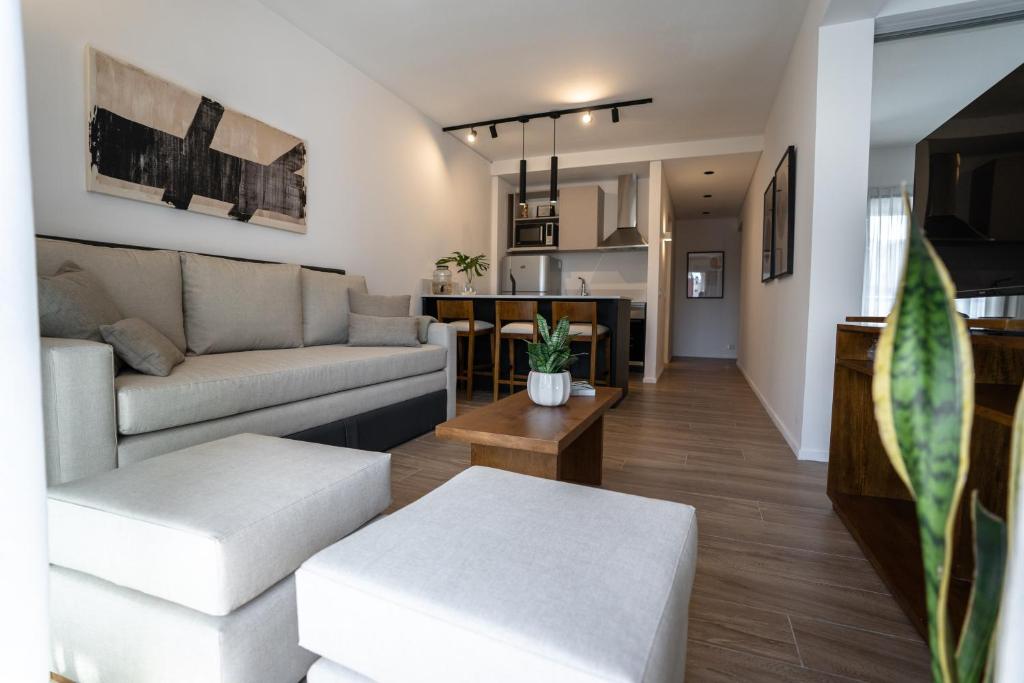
[549,115,559,206]
[518,120,527,208]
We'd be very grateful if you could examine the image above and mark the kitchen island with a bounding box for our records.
[421,294,631,400]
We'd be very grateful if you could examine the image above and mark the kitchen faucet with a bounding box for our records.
[578,277,588,296]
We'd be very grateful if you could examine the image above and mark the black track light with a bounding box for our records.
[611,107,620,123]
[467,128,477,143]
[519,120,527,209]
[489,124,498,139]
[550,115,559,205]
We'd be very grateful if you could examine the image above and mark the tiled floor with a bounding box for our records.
[389,357,931,682]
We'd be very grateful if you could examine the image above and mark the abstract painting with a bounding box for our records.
[86,47,307,233]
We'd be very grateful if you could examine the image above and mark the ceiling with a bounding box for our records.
[870,18,1024,147]
[259,0,809,161]
[663,153,761,220]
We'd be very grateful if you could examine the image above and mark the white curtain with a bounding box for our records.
[862,187,911,317]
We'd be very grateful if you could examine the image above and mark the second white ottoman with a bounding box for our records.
[297,466,698,683]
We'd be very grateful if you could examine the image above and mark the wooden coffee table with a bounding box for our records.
[435,387,622,486]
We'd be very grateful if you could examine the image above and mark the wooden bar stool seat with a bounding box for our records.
[447,320,494,333]
[552,301,612,387]
[493,300,538,401]
[436,300,494,400]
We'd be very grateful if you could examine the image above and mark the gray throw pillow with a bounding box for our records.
[100,318,185,377]
[416,315,436,344]
[347,313,420,347]
[348,291,411,318]
[301,268,368,346]
[38,261,121,343]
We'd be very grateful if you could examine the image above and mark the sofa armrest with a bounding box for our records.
[40,338,118,485]
[426,323,457,420]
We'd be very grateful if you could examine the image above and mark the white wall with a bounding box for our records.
[0,0,49,677]
[869,144,916,187]
[798,18,876,461]
[737,0,825,454]
[22,0,492,303]
[672,218,741,359]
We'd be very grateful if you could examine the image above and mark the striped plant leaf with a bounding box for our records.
[872,195,975,683]
[956,493,1007,682]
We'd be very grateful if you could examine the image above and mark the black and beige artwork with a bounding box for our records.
[86,47,307,233]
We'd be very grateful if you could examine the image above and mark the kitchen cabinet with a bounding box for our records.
[557,185,604,251]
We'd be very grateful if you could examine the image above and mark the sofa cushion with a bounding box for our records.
[100,317,185,377]
[301,269,368,346]
[37,238,186,351]
[349,291,410,317]
[115,344,447,435]
[38,262,121,343]
[296,467,698,683]
[48,433,391,616]
[347,313,420,347]
[182,252,302,354]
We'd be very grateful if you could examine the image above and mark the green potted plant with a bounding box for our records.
[525,315,582,406]
[435,252,489,294]
[872,192,1023,682]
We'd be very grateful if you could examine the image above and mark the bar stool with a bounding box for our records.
[493,300,539,400]
[552,301,612,386]
[436,300,494,400]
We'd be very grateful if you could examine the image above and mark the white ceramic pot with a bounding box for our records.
[527,371,572,407]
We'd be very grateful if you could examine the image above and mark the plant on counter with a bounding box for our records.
[872,191,1023,682]
[435,252,489,294]
[524,315,583,407]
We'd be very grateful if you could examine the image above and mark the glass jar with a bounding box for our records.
[432,265,453,295]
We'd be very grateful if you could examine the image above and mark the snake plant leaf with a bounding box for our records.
[955,493,1007,683]
[872,195,975,683]
[537,314,551,344]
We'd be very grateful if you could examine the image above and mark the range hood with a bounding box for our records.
[600,174,648,249]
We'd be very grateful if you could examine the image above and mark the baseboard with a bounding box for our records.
[797,447,830,462]
[735,361,800,459]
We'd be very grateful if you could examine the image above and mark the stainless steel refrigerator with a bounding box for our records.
[500,254,562,295]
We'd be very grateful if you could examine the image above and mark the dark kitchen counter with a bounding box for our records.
[421,294,631,401]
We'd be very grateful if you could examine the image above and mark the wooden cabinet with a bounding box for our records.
[557,186,604,251]
[827,322,1023,638]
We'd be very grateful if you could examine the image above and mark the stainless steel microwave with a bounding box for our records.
[513,219,557,249]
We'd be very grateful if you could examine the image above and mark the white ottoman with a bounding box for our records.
[296,467,698,683]
[48,433,391,683]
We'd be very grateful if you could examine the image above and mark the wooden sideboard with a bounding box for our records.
[827,322,1024,638]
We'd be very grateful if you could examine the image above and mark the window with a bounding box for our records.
[862,187,911,317]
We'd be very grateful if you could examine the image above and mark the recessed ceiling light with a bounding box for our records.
[703,194,712,198]
[703,170,714,175]
[702,211,710,215]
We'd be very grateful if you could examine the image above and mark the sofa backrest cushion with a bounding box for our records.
[301,268,368,346]
[36,238,186,351]
[181,252,302,354]
[349,291,412,317]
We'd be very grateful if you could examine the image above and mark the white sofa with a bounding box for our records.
[36,236,456,485]
[48,433,392,683]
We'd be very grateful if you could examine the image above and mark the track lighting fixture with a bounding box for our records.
[550,115,559,205]
[466,128,477,143]
[441,97,652,135]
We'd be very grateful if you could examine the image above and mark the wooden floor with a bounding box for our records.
[390,357,931,682]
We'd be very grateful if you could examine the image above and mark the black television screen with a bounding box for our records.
[913,62,1024,298]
